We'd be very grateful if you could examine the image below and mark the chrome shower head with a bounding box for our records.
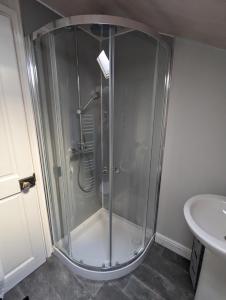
[77,92,100,114]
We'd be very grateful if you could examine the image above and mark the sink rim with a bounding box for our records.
[184,194,226,257]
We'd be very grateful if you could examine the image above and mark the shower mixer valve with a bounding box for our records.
[102,167,120,175]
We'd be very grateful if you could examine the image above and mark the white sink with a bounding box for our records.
[184,194,226,258]
[184,194,226,300]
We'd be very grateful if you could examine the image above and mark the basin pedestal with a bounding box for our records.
[195,249,226,300]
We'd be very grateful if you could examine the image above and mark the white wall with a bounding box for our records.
[157,37,226,253]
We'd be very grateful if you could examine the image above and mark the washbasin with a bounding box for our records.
[184,194,226,258]
[184,194,226,300]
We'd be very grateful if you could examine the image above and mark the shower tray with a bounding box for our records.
[59,208,153,268]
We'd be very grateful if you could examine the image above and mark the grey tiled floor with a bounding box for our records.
[4,243,194,300]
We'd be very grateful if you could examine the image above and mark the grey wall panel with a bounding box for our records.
[53,28,102,230]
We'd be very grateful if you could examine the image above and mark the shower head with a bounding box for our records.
[97,50,109,79]
[77,92,100,114]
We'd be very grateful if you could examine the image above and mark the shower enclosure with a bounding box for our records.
[27,15,171,280]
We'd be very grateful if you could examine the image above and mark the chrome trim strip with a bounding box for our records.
[143,40,160,247]
[31,14,168,49]
[153,38,174,235]
[25,37,56,243]
[47,34,72,255]
[108,26,115,266]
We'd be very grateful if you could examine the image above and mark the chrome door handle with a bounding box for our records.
[21,181,32,192]
[19,174,36,192]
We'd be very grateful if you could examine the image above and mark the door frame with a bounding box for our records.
[0,0,52,257]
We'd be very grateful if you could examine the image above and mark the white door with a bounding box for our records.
[0,8,46,293]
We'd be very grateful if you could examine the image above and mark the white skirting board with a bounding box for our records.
[155,232,191,260]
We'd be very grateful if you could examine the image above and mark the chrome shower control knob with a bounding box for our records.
[102,167,108,174]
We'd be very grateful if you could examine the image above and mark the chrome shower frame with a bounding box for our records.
[26,14,173,280]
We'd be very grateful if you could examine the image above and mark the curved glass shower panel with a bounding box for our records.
[112,30,158,265]
[145,42,171,245]
[69,25,110,268]
[34,34,71,256]
[34,25,111,267]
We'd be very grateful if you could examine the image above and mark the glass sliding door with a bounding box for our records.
[145,42,171,245]
[112,30,158,265]
[34,25,112,268]
[34,34,72,257]
[67,26,104,267]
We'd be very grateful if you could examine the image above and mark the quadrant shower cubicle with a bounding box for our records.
[27,15,171,280]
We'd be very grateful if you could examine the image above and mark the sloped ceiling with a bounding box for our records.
[39,0,226,49]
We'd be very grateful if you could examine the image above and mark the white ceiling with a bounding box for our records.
[40,0,226,49]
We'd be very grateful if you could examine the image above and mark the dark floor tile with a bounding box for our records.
[161,247,190,270]
[9,256,92,300]
[134,263,191,300]
[5,243,194,300]
[108,274,131,290]
[17,265,62,300]
[144,246,193,293]
[177,290,194,300]
[143,244,165,267]
[19,276,61,300]
[38,256,92,300]
[123,275,164,300]
[49,256,103,297]
[75,275,104,297]
[148,243,165,257]
[4,285,25,300]
[94,283,130,300]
